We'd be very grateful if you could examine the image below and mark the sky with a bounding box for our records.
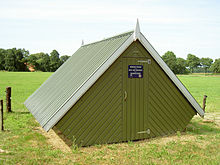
[0,0,220,60]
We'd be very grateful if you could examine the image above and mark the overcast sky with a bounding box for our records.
[0,0,219,59]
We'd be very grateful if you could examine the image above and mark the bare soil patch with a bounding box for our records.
[35,127,71,153]
[203,112,220,126]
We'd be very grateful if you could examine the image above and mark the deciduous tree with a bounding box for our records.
[4,48,28,71]
[186,54,200,73]
[27,53,50,72]
[200,57,213,73]
[162,51,178,74]
[50,50,61,72]
[60,55,70,64]
[210,58,220,73]
[176,57,189,74]
[0,49,6,70]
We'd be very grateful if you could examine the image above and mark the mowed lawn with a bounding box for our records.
[0,72,220,164]
[178,74,220,113]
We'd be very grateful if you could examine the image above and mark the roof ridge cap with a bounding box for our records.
[82,30,134,47]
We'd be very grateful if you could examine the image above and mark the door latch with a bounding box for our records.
[124,91,127,101]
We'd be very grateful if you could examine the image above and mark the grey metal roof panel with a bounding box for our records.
[24,31,133,130]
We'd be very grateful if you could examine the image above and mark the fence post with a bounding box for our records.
[203,95,207,112]
[6,87,12,113]
[0,100,3,131]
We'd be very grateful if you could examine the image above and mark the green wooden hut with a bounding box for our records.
[25,21,204,146]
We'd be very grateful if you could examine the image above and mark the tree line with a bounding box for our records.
[0,48,219,73]
[162,51,220,74]
[0,48,70,72]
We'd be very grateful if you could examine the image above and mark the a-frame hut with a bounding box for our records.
[25,21,204,146]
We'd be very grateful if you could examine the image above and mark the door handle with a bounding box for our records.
[124,91,127,101]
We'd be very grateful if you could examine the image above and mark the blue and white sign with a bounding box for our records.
[128,65,143,78]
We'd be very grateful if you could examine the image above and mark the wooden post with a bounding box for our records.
[203,95,207,112]
[0,100,3,131]
[6,87,12,113]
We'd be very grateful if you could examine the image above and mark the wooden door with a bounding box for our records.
[122,57,149,141]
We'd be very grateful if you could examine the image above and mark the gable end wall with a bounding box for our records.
[54,41,196,146]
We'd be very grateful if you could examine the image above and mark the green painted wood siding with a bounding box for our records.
[54,57,123,146]
[54,41,196,146]
[133,41,196,137]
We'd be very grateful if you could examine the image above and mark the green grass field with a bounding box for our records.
[178,74,220,113]
[0,72,220,164]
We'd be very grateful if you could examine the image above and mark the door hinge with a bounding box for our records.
[137,60,148,63]
[137,129,150,134]
[137,59,151,64]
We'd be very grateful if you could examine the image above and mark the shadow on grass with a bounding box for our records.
[16,111,30,114]
[6,111,30,114]
[186,119,220,135]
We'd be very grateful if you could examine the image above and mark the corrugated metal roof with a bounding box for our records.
[25,31,134,131]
